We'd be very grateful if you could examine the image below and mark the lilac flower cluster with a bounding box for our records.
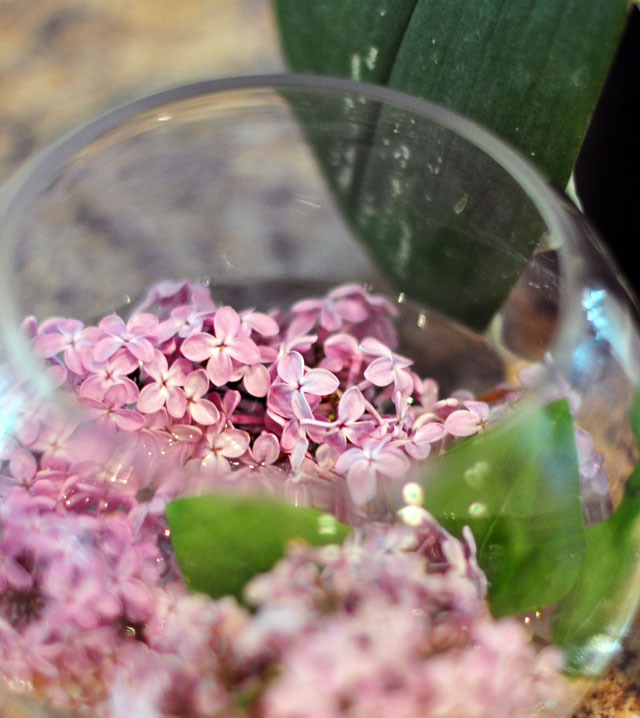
[248,516,567,718]
[0,280,570,715]
[15,280,497,510]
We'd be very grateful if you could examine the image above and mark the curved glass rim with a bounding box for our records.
[0,72,584,362]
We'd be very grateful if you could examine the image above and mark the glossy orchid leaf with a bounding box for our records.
[274,0,629,328]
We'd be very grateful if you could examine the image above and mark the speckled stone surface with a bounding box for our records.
[1,2,639,716]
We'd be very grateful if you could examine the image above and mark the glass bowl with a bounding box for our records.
[0,74,639,718]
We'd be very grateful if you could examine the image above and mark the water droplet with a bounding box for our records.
[464,461,490,488]
[350,53,362,80]
[379,8,387,16]
[453,193,468,214]
[365,46,379,71]
[398,504,425,526]
[156,111,172,122]
[417,312,427,329]
[317,513,339,535]
[122,294,131,304]
[468,501,487,517]
[397,292,406,304]
[402,482,423,506]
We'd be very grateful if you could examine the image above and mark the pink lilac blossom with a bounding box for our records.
[0,279,573,715]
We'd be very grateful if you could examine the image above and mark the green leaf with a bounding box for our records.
[420,399,584,617]
[551,390,640,675]
[275,0,628,190]
[166,493,350,602]
[274,0,629,328]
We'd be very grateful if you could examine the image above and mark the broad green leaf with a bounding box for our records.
[274,0,629,328]
[275,0,628,190]
[166,493,350,602]
[420,399,584,616]
[551,390,640,675]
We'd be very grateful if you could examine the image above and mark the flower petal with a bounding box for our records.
[243,363,270,398]
[33,333,69,358]
[277,351,304,385]
[217,429,250,458]
[184,368,210,399]
[252,433,280,465]
[301,368,339,396]
[189,398,220,426]
[444,410,481,437]
[226,336,261,365]
[374,448,410,478]
[346,463,378,505]
[213,306,240,341]
[166,387,187,419]
[338,386,366,422]
[181,333,218,362]
[363,356,395,387]
[93,336,123,363]
[112,409,146,432]
[206,350,233,386]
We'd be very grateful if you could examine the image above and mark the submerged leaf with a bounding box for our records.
[420,399,584,616]
[551,390,640,675]
[167,493,350,602]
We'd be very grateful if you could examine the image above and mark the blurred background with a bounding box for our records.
[0,0,283,181]
[0,1,639,716]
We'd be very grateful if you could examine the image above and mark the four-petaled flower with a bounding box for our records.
[196,422,250,476]
[335,437,410,505]
[182,369,220,425]
[360,337,413,393]
[444,400,489,437]
[34,318,101,375]
[181,306,261,386]
[269,351,339,421]
[93,313,159,364]
[302,387,376,451]
[137,351,191,418]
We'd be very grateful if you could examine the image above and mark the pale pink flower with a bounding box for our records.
[321,333,365,384]
[79,348,139,400]
[195,422,250,476]
[137,351,190,418]
[405,420,446,460]
[80,384,145,433]
[444,400,489,437]
[133,279,216,316]
[181,306,261,386]
[335,437,410,504]
[302,386,376,451]
[239,308,280,338]
[360,337,413,392]
[157,304,213,341]
[182,369,219,425]
[93,313,159,364]
[34,318,101,375]
[269,351,339,421]
[291,285,368,332]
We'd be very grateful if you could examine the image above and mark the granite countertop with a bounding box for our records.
[1,1,639,716]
